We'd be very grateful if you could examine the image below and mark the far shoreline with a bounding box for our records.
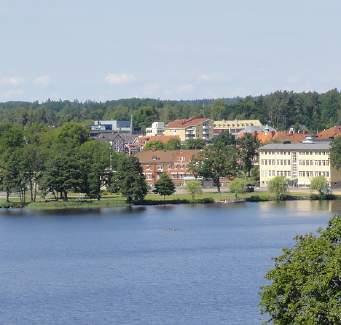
[1,191,340,210]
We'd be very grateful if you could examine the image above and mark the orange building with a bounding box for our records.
[135,150,200,186]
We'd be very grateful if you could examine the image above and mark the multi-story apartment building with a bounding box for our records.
[259,142,341,188]
[164,117,213,142]
[135,150,199,186]
[145,122,165,136]
[214,119,263,135]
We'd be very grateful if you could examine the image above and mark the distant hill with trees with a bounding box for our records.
[0,89,341,131]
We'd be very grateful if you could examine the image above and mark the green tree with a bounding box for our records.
[40,146,82,200]
[260,216,341,324]
[229,178,247,199]
[182,138,206,149]
[144,141,165,151]
[0,149,26,203]
[164,138,181,150]
[116,156,147,203]
[310,176,329,198]
[330,137,341,169]
[79,141,111,199]
[268,176,288,200]
[237,134,260,176]
[211,131,236,147]
[185,180,202,201]
[195,144,237,192]
[153,173,176,200]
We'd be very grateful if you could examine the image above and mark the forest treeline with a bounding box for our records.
[1,89,341,131]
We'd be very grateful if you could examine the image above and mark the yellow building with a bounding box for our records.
[214,119,262,135]
[164,117,213,142]
[259,142,341,188]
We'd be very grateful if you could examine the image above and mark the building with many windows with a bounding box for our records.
[213,119,263,135]
[135,150,199,186]
[164,117,213,142]
[259,142,341,188]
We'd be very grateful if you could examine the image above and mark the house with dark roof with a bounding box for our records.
[95,133,138,154]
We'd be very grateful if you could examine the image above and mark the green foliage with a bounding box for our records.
[144,140,164,150]
[115,156,148,203]
[237,134,260,176]
[153,173,176,200]
[185,180,202,201]
[268,176,288,200]
[229,178,248,199]
[330,137,341,169]
[260,216,341,324]
[0,122,148,204]
[79,141,111,199]
[194,143,237,192]
[164,138,181,150]
[310,176,329,197]
[1,89,340,131]
[211,131,236,147]
[144,138,181,151]
[182,138,206,149]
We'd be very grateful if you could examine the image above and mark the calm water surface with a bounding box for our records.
[0,201,340,325]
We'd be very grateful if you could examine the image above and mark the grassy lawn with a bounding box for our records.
[23,194,127,210]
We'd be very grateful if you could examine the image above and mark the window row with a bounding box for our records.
[261,159,291,165]
[298,171,329,177]
[261,170,291,177]
[263,151,328,156]
[298,160,329,166]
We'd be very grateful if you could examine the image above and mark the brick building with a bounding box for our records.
[135,150,200,186]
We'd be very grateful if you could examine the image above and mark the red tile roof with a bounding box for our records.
[166,117,209,128]
[317,126,341,140]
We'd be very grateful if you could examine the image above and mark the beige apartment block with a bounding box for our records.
[259,142,341,188]
[164,117,213,142]
[214,119,262,135]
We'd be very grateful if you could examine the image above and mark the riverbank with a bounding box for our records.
[1,191,340,210]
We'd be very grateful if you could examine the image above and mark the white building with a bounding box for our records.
[145,122,165,136]
[259,142,341,188]
[90,119,133,135]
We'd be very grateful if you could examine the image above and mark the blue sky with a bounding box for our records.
[0,0,340,101]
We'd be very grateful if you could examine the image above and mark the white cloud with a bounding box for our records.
[0,76,25,87]
[34,75,50,87]
[105,73,137,85]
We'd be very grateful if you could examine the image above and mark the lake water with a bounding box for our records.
[0,201,340,325]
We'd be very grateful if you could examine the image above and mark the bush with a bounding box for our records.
[229,178,248,199]
[185,180,202,201]
[268,176,288,201]
[310,176,329,198]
